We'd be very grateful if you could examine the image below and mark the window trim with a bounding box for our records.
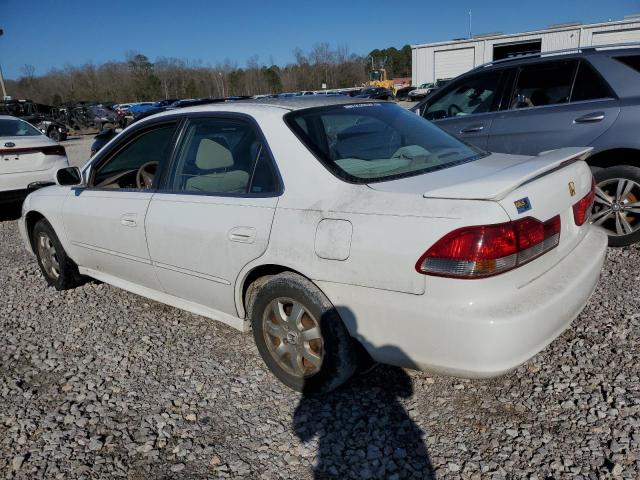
[154,112,284,199]
[83,118,182,192]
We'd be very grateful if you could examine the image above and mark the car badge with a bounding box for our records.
[4,142,15,148]
[568,181,576,197]
[514,197,532,214]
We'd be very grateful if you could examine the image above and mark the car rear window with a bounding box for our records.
[285,102,486,183]
[0,119,41,137]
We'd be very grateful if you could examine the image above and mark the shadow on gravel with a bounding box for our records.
[0,201,22,222]
[294,365,436,479]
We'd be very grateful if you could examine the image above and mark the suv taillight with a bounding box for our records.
[416,215,561,279]
[573,177,596,226]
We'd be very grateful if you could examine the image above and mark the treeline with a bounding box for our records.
[6,44,413,105]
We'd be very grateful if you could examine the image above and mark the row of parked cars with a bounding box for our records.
[1,44,636,395]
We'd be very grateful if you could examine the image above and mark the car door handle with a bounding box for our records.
[120,214,137,227]
[459,124,484,134]
[574,112,605,123]
[228,227,256,244]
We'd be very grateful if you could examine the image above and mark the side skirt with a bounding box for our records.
[78,267,250,332]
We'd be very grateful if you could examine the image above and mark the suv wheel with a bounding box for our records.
[32,219,84,290]
[248,272,358,395]
[592,165,640,246]
[48,128,61,142]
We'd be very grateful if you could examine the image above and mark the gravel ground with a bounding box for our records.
[1,134,639,479]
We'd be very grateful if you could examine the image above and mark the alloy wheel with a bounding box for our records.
[592,178,640,237]
[262,297,324,377]
[36,232,60,280]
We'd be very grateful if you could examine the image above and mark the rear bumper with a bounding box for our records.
[0,157,68,193]
[317,225,608,377]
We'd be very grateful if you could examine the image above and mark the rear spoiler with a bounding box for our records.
[422,147,593,201]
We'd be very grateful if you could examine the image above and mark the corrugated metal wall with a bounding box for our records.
[412,19,640,85]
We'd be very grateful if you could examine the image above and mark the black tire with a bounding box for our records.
[32,219,84,290]
[248,272,358,395]
[593,165,640,247]
[48,128,61,142]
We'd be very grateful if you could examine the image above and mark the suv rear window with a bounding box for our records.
[285,103,486,183]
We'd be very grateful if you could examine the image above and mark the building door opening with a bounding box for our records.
[493,40,542,60]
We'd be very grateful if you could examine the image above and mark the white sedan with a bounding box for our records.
[0,115,69,204]
[19,97,607,394]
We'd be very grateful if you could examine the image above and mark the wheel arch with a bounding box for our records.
[587,148,640,169]
[236,263,312,319]
[24,210,47,252]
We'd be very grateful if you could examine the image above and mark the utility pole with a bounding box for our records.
[0,29,7,99]
[468,10,472,39]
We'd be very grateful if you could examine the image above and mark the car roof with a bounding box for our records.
[145,96,384,122]
[472,43,640,72]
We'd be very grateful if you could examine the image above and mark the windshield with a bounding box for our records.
[0,119,41,137]
[285,103,486,183]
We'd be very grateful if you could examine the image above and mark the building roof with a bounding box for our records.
[411,17,640,50]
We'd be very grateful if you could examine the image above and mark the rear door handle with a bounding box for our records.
[229,226,256,244]
[459,124,484,134]
[574,112,605,123]
[120,213,137,227]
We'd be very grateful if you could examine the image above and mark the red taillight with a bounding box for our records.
[416,215,561,279]
[572,177,596,226]
[41,145,66,156]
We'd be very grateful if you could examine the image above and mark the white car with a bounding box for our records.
[19,97,607,394]
[408,83,437,100]
[0,115,69,204]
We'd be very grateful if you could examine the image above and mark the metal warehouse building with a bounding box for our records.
[411,16,640,85]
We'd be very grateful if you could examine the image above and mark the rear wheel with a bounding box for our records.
[248,272,358,394]
[32,219,84,290]
[592,165,640,247]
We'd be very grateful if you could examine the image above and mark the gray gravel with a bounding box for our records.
[1,138,639,478]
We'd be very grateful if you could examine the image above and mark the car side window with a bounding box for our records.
[91,123,176,189]
[169,117,278,195]
[423,71,502,120]
[570,61,613,102]
[510,60,577,109]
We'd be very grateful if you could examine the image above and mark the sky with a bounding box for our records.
[1,0,639,79]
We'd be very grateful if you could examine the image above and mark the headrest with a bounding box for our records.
[195,138,233,169]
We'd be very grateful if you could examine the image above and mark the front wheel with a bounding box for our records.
[592,165,640,247]
[248,272,358,395]
[32,219,84,290]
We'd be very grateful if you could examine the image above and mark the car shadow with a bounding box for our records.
[0,202,22,222]
[293,307,436,480]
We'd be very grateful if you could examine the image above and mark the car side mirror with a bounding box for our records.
[56,166,83,186]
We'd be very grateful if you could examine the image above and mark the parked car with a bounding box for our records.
[408,83,437,101]
[0,115,68,204]
[90,124,118,156]
[19,97,605,393]
[355,87,394,100]
[395,86,417,101]
[412,45,640,246]
[34,118,68,142]
[89,105,119,132]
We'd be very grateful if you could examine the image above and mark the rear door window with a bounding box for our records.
[510,60,577,109]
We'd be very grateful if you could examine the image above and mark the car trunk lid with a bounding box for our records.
[0,136,64,174]
[370,147,595,273]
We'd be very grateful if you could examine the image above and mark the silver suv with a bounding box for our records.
[413,44,640,246]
